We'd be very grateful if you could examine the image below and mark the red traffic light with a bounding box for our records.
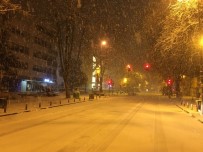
[144,63,151,70]
[126,64,132,71]
[107,79,113,86]
[166,79,173,85]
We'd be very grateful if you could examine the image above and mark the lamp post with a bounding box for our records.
[99,40,107,92]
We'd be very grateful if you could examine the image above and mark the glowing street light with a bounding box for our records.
[176,0,198,9]
[123,78,128,84]
[177,0,197,4]
[177,0,190,2]
[199,36,203,47]
[101,40,107,46]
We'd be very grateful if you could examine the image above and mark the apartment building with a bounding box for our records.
[2,14,58,93]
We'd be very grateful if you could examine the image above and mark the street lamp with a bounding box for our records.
[177,0,191,2]
[123,77,128,84]
[176,0,199,12]
[101,40,107,46]
[177,0,197,5]
[99,40,107,92]
[199,35,203,46]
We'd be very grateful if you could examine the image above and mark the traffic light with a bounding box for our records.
[166,79,173,86]
[144,63,151,71]
[127,64,132,72]
[108,79,113,86]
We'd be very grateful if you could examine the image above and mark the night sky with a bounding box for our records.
[9,0,169,72]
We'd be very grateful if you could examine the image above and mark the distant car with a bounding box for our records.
[46,91,59,96]
[134,88,140,92]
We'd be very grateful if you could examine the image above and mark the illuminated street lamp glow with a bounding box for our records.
[199,36,203,47]
[101,40,107,46]
[177,0,190,2]
[177,0,198,8]
[177,0,197,3]
[123,78,128,84]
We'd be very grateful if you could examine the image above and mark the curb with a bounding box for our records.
[176,104,203,124]
[0,112,18,117]
[0,97,96,117]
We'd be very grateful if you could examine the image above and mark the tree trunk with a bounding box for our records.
[175,76,181,99]
[99,76,103,92]
[64,81,70,98]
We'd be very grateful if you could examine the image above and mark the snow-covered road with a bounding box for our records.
[0,94,203,152]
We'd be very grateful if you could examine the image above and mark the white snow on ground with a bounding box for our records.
[0,93,203,152]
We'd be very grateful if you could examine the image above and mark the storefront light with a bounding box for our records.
[44,78,53,83]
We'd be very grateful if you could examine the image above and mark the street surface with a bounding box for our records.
[0,94,203,152]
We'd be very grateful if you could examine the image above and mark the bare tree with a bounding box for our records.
[0,0,21,14]
[152,1,201,97]
[26,0,88,97]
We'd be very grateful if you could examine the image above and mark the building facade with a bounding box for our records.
[1,14,58,93]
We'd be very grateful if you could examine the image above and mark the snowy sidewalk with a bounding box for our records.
[173,96,203,123]
[0,93,101,117]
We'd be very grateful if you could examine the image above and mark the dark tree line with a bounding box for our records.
[143,0,202,96]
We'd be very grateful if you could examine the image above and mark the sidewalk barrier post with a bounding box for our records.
[195,104,198,111]
[196,104,198,111]
[187,102,189,108]
[50,101,52,106]
[0,98,8,113]
[60,100,61,105]
[84,97,85,101]
[4,107,7,113]
[25,103,28,110]
[191,104,193,110]
[39,102,41,108]
[89,94,94,100]
[4,99,7,113]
